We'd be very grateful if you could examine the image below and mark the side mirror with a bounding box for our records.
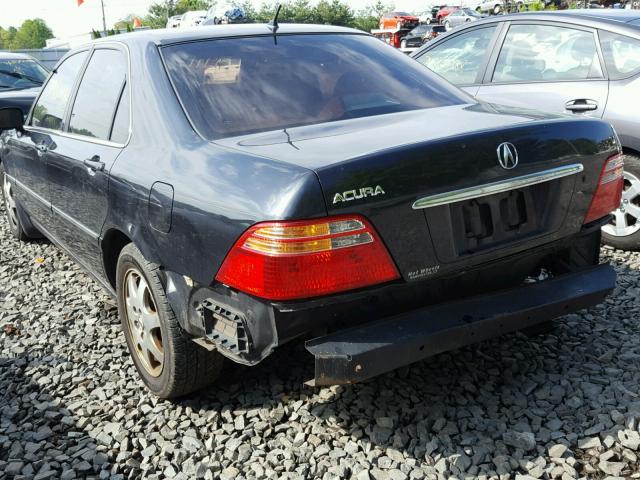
[0,108,24,130]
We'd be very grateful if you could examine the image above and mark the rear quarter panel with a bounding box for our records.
[603,74,640,153]
[103,40,327,285]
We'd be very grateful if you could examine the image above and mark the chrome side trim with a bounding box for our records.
[8,174,99,240]
[8,174,51,208]
[52,204,100,240]
[412,163,584,210]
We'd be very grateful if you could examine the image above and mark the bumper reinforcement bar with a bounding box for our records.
[305,264,616,386]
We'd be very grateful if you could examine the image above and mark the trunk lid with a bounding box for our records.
[216,103,617,281]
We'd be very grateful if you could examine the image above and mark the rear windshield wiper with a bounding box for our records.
[0,70,43,85]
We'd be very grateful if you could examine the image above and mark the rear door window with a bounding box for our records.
[161,34,468,140]
[493,24,603,83]
[416,26,497,85]
[599,31,640,80]
[69,48,127,141]
[31,51,88,130]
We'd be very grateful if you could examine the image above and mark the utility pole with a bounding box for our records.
[101,0,107,36]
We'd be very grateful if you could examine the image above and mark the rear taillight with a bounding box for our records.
[584,153,624,224]
[215,215,400,301]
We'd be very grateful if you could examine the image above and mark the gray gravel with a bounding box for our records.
[2,200,640,480]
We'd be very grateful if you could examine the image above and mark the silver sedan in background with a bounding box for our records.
[444,8,484,30]
[413,10,640,250]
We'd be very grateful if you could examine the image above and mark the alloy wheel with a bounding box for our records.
[124,268,164,377]
[2,173,19,230]
[602,171,640,237]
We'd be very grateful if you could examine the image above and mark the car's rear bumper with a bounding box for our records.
[305,264,616,386]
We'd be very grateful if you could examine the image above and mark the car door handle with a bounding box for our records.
[83,156,105,172]
[565,99,598,112]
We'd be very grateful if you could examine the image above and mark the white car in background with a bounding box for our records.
[478,0,505,14]
[478,0,536,14]
[459,0,484,10]
[166,14,183,28]
[180,10,207,27]
[419,10,435,24]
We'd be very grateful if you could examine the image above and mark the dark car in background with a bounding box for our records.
[402,25,447,49]
[413,10,640,249]
[0,52,48,121]
[0,24,621,398]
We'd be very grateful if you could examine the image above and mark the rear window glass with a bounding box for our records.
[599,31,640,80]
[161,34,467,140]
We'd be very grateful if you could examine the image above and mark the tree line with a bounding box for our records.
[0,19,53,50]
[142,0,396,32]
[0,0,396,51]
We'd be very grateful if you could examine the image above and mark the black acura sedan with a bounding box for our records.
[0,24,622,398]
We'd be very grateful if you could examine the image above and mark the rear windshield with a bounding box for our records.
[161,34,467,140]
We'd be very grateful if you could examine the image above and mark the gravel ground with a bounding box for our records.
[1,202,640,480]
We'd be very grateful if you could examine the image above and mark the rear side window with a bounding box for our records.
[599,31,640,80]
[416,26,496,85]
[69,49,127,141]
[493,24,603,83]
[31,51,88,130]
[162,34,468,140]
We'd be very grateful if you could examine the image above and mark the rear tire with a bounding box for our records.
[602,154,640,251]
[493,4,502,14]
[1,163,29,241]
[116,243,224,398]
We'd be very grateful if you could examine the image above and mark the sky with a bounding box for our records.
[0,0,419,38]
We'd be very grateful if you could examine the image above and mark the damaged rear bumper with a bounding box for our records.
[305,264,616,386]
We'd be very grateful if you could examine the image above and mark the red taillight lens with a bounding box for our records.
[584,153,624,224]
[215,215,400,301]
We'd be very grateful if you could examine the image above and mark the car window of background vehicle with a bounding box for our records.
[0,59,48,89]
[69,49,127,141]
[416,26,496,85]
[161,34,469,140]
[109,83,130,144]
[31,52,89,130]
[493,24,603,83]
[599,31,640,80]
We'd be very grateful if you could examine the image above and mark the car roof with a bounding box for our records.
[92,23,364,48]
[0,51,36,61]
[551,9,640,24]
[489,9,640,28]
[424,9,640,41]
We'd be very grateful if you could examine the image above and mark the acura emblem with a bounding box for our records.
[497,142,518,170]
